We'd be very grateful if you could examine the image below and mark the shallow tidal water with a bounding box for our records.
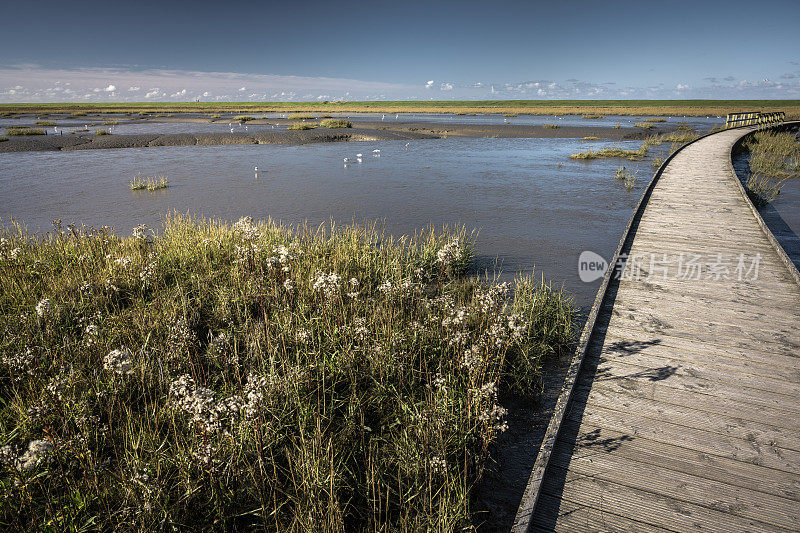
[0,136,667,310]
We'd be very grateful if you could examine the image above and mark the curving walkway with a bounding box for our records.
[514,126,800,532]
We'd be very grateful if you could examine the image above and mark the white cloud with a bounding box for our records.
[425,80,434,88]
[144,88,160,99]
[170,88,188,97]
[239,86,246,91]
[128,86,140,91]
[441,82,454,91]
[202,91,209,97]
[676,83,690,90]
[104,84,116,92]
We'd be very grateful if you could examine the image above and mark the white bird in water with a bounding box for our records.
[372,149,380,153]
[356,153,363,158]
[343,157,351,163]
[404,142,410,150]
[382,115,386,121]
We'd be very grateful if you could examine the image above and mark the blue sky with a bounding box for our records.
[2,0,799,102]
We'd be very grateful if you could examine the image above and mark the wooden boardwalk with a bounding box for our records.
[513,125,800,532]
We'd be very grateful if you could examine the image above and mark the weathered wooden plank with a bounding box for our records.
[565,403,800,473]
[550,442,800,528]
[558,421,800,501]
[542,465,790,532]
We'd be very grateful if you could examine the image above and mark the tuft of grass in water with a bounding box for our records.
[744,131,800,180]
[6,128,46,136]
[613,122,621,129]
[615,166,637,190]
[675,124,694,131]
[542,124,559,129]
[503,113,518,117]
[0,216,574,531]
[740,131,799,207]
[102,120,118,125]
[0,137,7,142]
[234,115,255,122]
[288,114,315,120]
[644,117,666,123]
[288,123,317,130]
[318,114,334,119]
[633,122,655,130]
[651,156,665,169]
[210,114,221,120]
[320,119,352,129]
[70,112,88,117]
[130,173,169,191]
[571,145,648,161]
[35,120,56,126]
[659,131,700,143]
[95,129,111,136]
[581,114,604,119]
[582,136,600,140]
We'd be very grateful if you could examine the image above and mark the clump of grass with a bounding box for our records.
[651,156,665,169]
[644,117,666,123]
[318,114,334,119]
[210,114,221,120]
[138,111,149,116]
[571,145,648,161]
[288,114,315,120]
[72,128,89,133]
[615,166,637,190]
[70,112,87,117]
[633,122,655,130]
[582,114,604,119]
[0,216,574,531]
[675,124,694,131]
[613,122,621,129]
[287,123,317,130]
[102,120,118,125]
[95,129,111,136]
[0,137,7,142]
[320,119,352,129]
[740,130,799,207]
[503,113,518,117]
[542,124,559,129]
[35,120,56,126]
[659,131,700,143]
[234,115,255,122]
[130,173,169,191]
[6,128,46,136]
[583,136,600,140]
[744,131,800,180]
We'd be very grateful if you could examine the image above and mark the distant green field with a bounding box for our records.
[2,100,799,118]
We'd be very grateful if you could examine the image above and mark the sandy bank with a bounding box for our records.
[0,122,658,153]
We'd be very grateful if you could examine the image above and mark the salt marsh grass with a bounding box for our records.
[542,124,559,129]
[0,137,7,142]
[288,114,315,120]
[615,166,637,190]
[581,114,604,119]
[320,119,352,129]
[287,123,317,130]
[95,129,110,136]
[571,145,647,161]
[741,130,799,207]
[234,115,255,122]
[35,121,56,126]
[102,120,119,125]
[6,128,45,136]
[0,216,574,531]
[633,122,655,130]
[643,117,666,123]
[130,173,169,191]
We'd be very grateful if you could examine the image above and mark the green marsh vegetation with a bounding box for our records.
[651,156,665,169]
[234,115,256,123]
[6,128,46,136]
[288,114,316,121]
[0,216,575,531]
[95,129,111,136]
[287,123,317,130]
[741,130,800,207]
[0,137,7,142]
[320,119,352,129]
[633,122,655,130]
[643,117,666,123]
[129,174,169,191]
[582,136,600,141]
[581,114,604,119]
[6,100,797,118]
[102,120,119,125]
[615,166,637,190]
[35,121,56,126]
[542,124,559,129]
[571,145,648,161]
[70,112,88,117]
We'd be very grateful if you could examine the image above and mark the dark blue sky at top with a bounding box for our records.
[1,0,799,101]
